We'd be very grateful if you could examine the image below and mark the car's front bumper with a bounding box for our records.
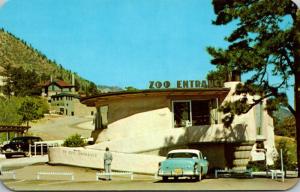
[157,169,200,177]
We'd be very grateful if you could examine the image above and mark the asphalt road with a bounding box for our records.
[0,164,299,191]
[2,176,299,191]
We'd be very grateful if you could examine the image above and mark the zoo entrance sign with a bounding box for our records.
[149,80,223,89]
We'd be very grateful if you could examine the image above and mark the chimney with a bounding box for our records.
[71,73,75,93]
[72,73,75,86]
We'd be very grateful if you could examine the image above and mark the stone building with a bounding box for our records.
[41,76,95,117]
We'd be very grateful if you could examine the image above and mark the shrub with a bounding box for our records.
[272,138,297,171]
[247,160,267,171]
[63,134,86,147]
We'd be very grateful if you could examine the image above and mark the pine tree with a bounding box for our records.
[208,0,300,176]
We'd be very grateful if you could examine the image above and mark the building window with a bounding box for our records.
[191,100,210,126]
[173,101,191,128]
[173,100,211,127]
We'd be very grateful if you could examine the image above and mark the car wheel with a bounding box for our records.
[5,154,12,159]
[174,176,178,181]
[162,176,168,181]
[195,168,202,181]
[24,152,30,157]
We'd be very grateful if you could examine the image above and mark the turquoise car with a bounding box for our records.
[157,149,209,181]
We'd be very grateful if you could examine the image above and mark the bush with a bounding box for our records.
[0,96,49,126]
[63,134,86,147]
[272,137,297,171]
[247,160,267,171]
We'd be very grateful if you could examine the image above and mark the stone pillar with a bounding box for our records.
[232,142,254,170]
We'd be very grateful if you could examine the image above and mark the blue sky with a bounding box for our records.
[0,0,294,106]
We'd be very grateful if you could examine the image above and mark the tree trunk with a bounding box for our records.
[295,9,300,178]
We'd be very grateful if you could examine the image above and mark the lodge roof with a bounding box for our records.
[41,80,74,88]
[80,88,230,107]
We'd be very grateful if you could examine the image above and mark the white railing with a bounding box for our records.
[0,171,16,180]
[96,171,133,180]
[270,169,285,182]
[215,169,253,178]
[36,172,74,180]
[29,140,62,156]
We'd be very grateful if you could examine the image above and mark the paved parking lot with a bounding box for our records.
[1,164,299,191]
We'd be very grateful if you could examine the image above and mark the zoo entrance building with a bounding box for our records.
[80,79,277,171]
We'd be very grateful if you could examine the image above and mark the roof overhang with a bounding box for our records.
[80,88,230,107]
[0,125,30,133]
[51,93,80,99]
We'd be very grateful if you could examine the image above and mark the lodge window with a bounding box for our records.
[173,100,210,127]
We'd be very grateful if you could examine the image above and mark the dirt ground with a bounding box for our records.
[28,115,93,140]
[1,164,299,191]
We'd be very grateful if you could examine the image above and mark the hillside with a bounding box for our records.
[273,107,293,123]
[0,28,91,90]
[98,85,123,93]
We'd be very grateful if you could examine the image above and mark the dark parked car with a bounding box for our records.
[1,136,47,158]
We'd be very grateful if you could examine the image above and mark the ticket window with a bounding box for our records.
[191,100,210,126]
[173,100,210,127]
[173,101,191,128]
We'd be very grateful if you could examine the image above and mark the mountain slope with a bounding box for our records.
[0,28,91,89]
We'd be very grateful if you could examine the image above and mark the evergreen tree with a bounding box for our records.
[207,0,297,115]
[1,64,41,96]
[207,0,300,176]
[17,97,45,127]
[87,82,99,96]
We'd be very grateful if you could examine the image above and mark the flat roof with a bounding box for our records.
[0,125,30,133]
[80,88,230,107]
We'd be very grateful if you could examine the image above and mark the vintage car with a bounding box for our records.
[157,149,209,181]
[1,136,47,158]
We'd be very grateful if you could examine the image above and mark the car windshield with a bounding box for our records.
[11,138,24,143]
[167,152,198,159]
